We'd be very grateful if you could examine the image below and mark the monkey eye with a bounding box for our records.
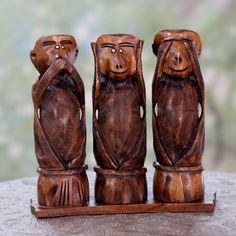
[182,38,193,45]
[163,38,173,43]
[42,41,56,47]
[55,45,60,49]
[119,48,123,53]
[111,48,116,53]
[61,45,65,49]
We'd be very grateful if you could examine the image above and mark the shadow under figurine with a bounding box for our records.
[152,30,205,202]
[30,35,89,208]
[91,34,147,204]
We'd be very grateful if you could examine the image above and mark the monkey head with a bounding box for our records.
[30,35,78,73]
[152,30,202,79]
[93,34,140,81]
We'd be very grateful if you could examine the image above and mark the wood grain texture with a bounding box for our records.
[30,35,89,208]
[152,30,205,203]
[31,193,215,218]
[91,34,147,204]
[0,171,232,236]
[94,167,147,205]
[153,163,204,202]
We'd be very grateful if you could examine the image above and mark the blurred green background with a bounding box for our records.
[0,0,236,181]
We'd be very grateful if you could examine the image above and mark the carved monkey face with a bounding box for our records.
[30,35,78,73]
[153,30,202,79]
[96,35,138,81]
[163,40,192,78]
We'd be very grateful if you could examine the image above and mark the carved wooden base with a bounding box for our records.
[37,166,89,207]
[153,162,204,202]
[31,192,216,218]
[94,167,147,204]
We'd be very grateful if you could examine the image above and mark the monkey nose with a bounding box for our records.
[115,64,122,70]
[172,55,183,66]
[55,54,62,60]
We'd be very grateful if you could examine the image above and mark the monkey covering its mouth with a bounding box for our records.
[30,35,89,208]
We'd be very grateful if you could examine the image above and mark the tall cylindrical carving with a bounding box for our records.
[152,30,205,202]
[91,34,147,204]
[30,35,89,208]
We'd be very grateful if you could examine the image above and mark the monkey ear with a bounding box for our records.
[75,49,79,57]
[152,43,157,56]
[138,40,144,49]
[91,42,97,55]
[30,50,37,65]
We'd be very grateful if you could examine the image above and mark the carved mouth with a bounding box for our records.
[169,66,189,72]
[111,69,128,75]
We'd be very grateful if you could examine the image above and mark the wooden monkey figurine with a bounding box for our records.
[30,35,89,208]
[152,30,205,202]
[91,34,147,204]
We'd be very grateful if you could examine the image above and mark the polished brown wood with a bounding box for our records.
[152,30,205,202]
[30,35,89,209]
[91,34,147,204]
[31,193,216,218]
[30,170,216,218]
[0,170,223,232]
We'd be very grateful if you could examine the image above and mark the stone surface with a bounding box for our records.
[0,171,235,236]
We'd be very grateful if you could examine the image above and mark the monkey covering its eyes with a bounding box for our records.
[152,30,205,203]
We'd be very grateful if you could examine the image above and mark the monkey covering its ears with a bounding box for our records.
[91,34,147,204]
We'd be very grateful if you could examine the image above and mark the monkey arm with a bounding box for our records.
[151,43,173,165]
[33,108,65,169]
[65,62,87,168]
[32,59,66,109]
[93,118,120,169]
[91,42,100,114]
[177,117,204,165]
[63,61,85,106]
[90,43,119,169]
[178,44,205,164]
[152,79,173,165]
[67,129,86,168]
[92,91,119,169]
[178,83,205,165]
[119,122,146,169]
[136,40,146,110]
[153,114,173,165]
